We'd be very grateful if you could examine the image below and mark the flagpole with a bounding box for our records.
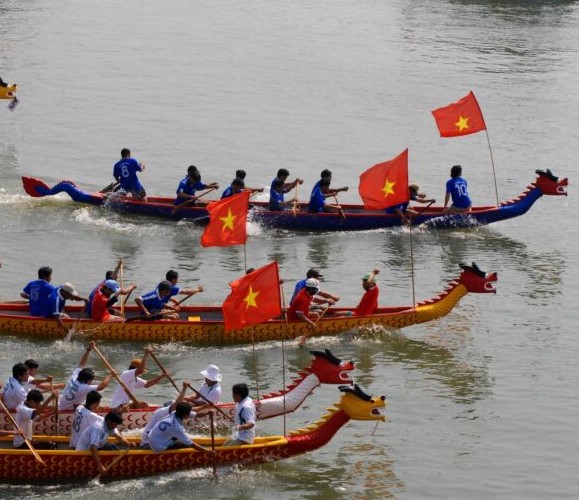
[250,327,261,400]
[243,242,261,401]
[279,278,288,436]
[485,129,500,207]
[408,224,416,309]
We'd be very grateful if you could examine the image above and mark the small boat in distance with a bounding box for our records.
[0,263,497,344]
[22,170,567,231]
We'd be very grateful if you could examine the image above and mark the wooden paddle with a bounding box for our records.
[171,187,217,215]
[412,199,436,220]
[100,181,120,194]
[330,195,346,219]
[91,344,142,407]
[292,183,299,217]
[0,397,46,466]
[50,378,58,435]
[210,411,217,476]
[147,349,179,392]
[94,448,132,481]
[298,303,331,347]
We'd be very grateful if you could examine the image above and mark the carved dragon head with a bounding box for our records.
[308,349,355,384]
[336,384,386,421]
[458,262,498,294]
[535,169,568,196]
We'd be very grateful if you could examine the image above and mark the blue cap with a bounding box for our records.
[104,279,120,293]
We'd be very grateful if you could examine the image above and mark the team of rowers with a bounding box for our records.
[0,344,255,473]
[111,148,473,217]
[19,261,382,333]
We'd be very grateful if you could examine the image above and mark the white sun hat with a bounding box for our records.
[200,364,222,382]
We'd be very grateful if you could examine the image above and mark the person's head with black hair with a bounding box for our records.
[166,270,179,283]
[450,165,462,178]
[85,390,102,411]
[38,266,52,281]
[25,389,44,408]
[24,359,39,376]
[12,363,29,381]
[232,383,249,402]
[77,368,95,384]
[276,168,290,180]
[104,410,123,430]
[235,169,246,180]
[175,402,193,420]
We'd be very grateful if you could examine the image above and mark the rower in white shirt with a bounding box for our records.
[109,348,167,409]
[59,342,112,411]
[75,411,134,474]
[70,390,104,449]
[2,363,30,410]
[147,402,214,455]
[189,364,222,405]
[14,389,58,449]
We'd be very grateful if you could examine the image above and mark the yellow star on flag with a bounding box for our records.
[219,208,236,232]
[455,115,469,132]
[243,286,260,310]
[381,179,396,198]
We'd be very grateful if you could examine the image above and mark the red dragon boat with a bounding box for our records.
[21,170,567,231]
[0,385,386,482]
[0,349,355,435]
[0,263,497,343]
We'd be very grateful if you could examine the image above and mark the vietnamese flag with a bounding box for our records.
[431,91,487,138]
[358,149,409,210]
[222,261,282,331]
[200,191,251,247]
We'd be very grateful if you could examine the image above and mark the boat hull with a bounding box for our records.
[21,170,568,231]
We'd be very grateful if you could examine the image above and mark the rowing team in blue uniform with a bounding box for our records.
[20,264,204,333]
[112,148,471,217]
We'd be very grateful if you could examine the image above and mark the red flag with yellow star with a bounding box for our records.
[358,149,409,210]
[222,261,282,331]
[200,191,251,247]
[431,91,487,138]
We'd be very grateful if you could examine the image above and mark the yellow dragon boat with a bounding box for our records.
[0,263,497,344]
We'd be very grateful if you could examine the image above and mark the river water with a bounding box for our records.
[0,0,577,498]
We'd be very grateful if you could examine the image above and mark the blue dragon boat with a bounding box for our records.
[22,170,567,231]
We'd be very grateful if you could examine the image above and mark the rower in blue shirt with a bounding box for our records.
[269,178,298,211]
[135,281,178,320]
[269,168,303,207]
[444,165,472,212]
[175,165,218,206]
[21,266,56,317]
[44,283,89,334]
[113,148,147,201]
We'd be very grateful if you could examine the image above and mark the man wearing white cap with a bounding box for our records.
[190,364,222,405]
[91,279,125,322]
[43,282,88,334]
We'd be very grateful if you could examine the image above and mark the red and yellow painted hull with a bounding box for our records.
[0,436,291,481]
[0,282,474,344]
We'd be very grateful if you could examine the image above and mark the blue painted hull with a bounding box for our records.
[21,173,567,231]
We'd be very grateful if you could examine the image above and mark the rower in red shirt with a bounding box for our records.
[354,269,380,316]
[91,280,129,322]
[287,278,322,326]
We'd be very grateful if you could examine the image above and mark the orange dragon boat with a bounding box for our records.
[0,385,386,482]
[0,263,497,344]
[0,349,355,434]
